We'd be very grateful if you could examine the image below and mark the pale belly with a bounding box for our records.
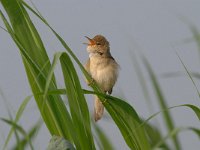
[90,61,118,92]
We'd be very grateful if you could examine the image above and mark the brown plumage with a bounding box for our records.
[84,35,119,121]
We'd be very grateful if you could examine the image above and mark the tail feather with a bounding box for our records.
[94,96,104,122]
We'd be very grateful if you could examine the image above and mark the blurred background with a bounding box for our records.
[0,0,200,149]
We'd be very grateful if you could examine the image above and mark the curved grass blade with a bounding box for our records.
[130,51,155,114]
[141,104,200,128]
[176,52,200,100]
[188,127,200,139]
[142,55,181,150]
[189,25,200,56]
[153,127,181,150]
[180,104,200,120]
[153,127,200,150]
[136,104,200,149]
[83,89,151,150]
[143,120,170,150]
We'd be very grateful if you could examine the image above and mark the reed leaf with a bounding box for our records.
[1,118,34,150]
[142,56,181,150]
[1,0,73,144]
[3,95,32,150]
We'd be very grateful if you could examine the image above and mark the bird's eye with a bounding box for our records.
[96,42,101,45]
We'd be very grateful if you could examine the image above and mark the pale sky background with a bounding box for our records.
[1,0,200,150]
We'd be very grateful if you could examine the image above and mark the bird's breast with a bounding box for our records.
[90,57,118,91]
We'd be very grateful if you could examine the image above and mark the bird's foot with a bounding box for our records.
[87,78,95,86]
[102,99,107,104]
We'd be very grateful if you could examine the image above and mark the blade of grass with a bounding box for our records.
[11,121,42,150]
[142,55,181,150]
[176,52,200,100]
[153,127,200,150]
[60,53,95,149]
[153,127,181,150]
[189,25,200,56]
[83,90,151,149]
[130,51,154,114]
[3,95,32,150]
[1,118,34,150]
[1,0,74,143]
[162,71,200,79]
[0,88,21,150]
[143,120,170,149]
[189,127,200,139]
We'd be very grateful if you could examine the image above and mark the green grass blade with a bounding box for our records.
[153,128,181,150]
[3,95,32,150]
[1,0,74,142]
[153,127,200,150]
[162,71,200,79]
[141,104,200,149]
[1,118,34,150]
[11,121,42,150]
[83,89,151,150]
[142,56,181,150]
[189,25,200,56]
[188,128,200,139]
[130,51,154,114]
[43,52,63,102]
[176,52,200,100]
[143,121,170,150]
[180,104,200,120]
[60,53,95,150]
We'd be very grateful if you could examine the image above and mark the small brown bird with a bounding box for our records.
[84,35,119,121]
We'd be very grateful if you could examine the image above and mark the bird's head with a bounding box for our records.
[84,35,110,54]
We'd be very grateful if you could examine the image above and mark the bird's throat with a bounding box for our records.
[89,52,103,58]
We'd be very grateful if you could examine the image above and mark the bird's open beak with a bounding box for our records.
[83,36,95,45]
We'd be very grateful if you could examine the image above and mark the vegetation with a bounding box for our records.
[0,0,200,149]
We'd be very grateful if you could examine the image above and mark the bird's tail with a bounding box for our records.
[94,96,104,122]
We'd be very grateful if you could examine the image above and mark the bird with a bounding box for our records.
[84,35,119,121]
